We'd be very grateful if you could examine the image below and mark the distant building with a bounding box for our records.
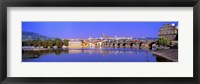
[97,34,132,40]
[159,23,178,41]
[99,34,113,40]
[68,40,82,48]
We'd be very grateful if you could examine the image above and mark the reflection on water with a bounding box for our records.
[22,48,170,62]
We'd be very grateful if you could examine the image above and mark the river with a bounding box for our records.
[22,47,171,62]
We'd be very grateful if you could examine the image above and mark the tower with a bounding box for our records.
[159,23,178,41]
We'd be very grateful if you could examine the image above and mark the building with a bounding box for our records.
[68,40,82,48]
[159,23,178,41]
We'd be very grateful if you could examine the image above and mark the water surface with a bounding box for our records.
[22,47,170,62]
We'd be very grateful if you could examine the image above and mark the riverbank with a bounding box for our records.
[152,49,178,62]
[22,48,53,51]
[22,46,96,51]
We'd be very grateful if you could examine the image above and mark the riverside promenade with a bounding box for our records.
[152,49,178,62]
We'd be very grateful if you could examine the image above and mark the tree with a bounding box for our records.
[32,40,41,47]
[48,40,53,48]
[33,41,38,47]
[63,40,69,46]
[22,41,29,46]
[54,38,63,48]
[157,36,170,46]
[37,41,41,47]
[32,37,42,47]
[27,40,33,46]
[42,41,49,48]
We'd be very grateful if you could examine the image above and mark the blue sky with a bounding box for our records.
[22,22,178,39]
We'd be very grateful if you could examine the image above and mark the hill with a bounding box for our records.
[22,31,54,41]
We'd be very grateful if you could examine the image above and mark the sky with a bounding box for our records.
[22,22,178,39]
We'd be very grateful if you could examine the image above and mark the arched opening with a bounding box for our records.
[113,43,115,46]
[139,42,143,48]
[130,43,134,47]
[122,43,126,47]
[117,43,121,47]
[105,43,107,46]
[149,42,156,49]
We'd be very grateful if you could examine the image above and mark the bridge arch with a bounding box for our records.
[139,42,143,48]
[130,43,134,47]
[112,43,115,47]
[122,43,127,47]
[149,42,156,49]
[117,43,121,47]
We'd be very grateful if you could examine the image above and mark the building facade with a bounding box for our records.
[159,23,178,41]
[68,40,82,48]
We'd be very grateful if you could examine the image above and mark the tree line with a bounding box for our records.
[22,38,69,48]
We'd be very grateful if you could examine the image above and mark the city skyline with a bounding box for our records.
[22,22,178,39]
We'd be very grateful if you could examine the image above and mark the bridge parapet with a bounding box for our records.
[102,39,155,49]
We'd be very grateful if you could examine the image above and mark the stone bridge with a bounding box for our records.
[102,39,156,48]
